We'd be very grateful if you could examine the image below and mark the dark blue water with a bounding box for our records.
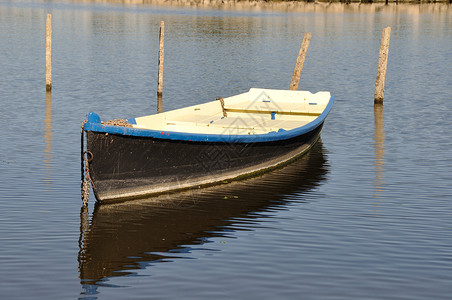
[1,1,451,299]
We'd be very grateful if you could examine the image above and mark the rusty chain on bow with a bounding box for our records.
[81,120,92,206]
[80,118,130,206]
[81,150,94,206]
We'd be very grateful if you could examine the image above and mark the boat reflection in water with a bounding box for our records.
[78,141,328,292]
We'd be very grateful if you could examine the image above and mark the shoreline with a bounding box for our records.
[72,1,452,13]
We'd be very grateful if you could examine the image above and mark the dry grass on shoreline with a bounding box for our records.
[73,0,452,14]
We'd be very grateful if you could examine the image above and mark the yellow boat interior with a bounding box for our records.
[133,88,331,135]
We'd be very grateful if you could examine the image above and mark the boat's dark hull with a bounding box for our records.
[79,141,328,285]
[85,123,323,202]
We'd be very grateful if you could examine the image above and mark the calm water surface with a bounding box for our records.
[1,1,451,299]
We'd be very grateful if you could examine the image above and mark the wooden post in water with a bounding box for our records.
[46,13,52,91]
[289,32,311,91]
[157,21,164,97]
[157,94,163,113]
[374,27,391,104]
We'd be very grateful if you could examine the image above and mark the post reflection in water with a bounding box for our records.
[43,91,53,186]
[78,141,328,293]
[373,104,385,197]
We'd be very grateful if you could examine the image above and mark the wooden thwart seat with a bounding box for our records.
[224,101,323,116]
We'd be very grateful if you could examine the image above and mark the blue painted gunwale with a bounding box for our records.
[84,96,334,143]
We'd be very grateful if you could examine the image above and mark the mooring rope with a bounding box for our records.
[217,97,227,117]
[101,119,133,127]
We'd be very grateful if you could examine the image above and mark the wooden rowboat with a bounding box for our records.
[82,88,334,203]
